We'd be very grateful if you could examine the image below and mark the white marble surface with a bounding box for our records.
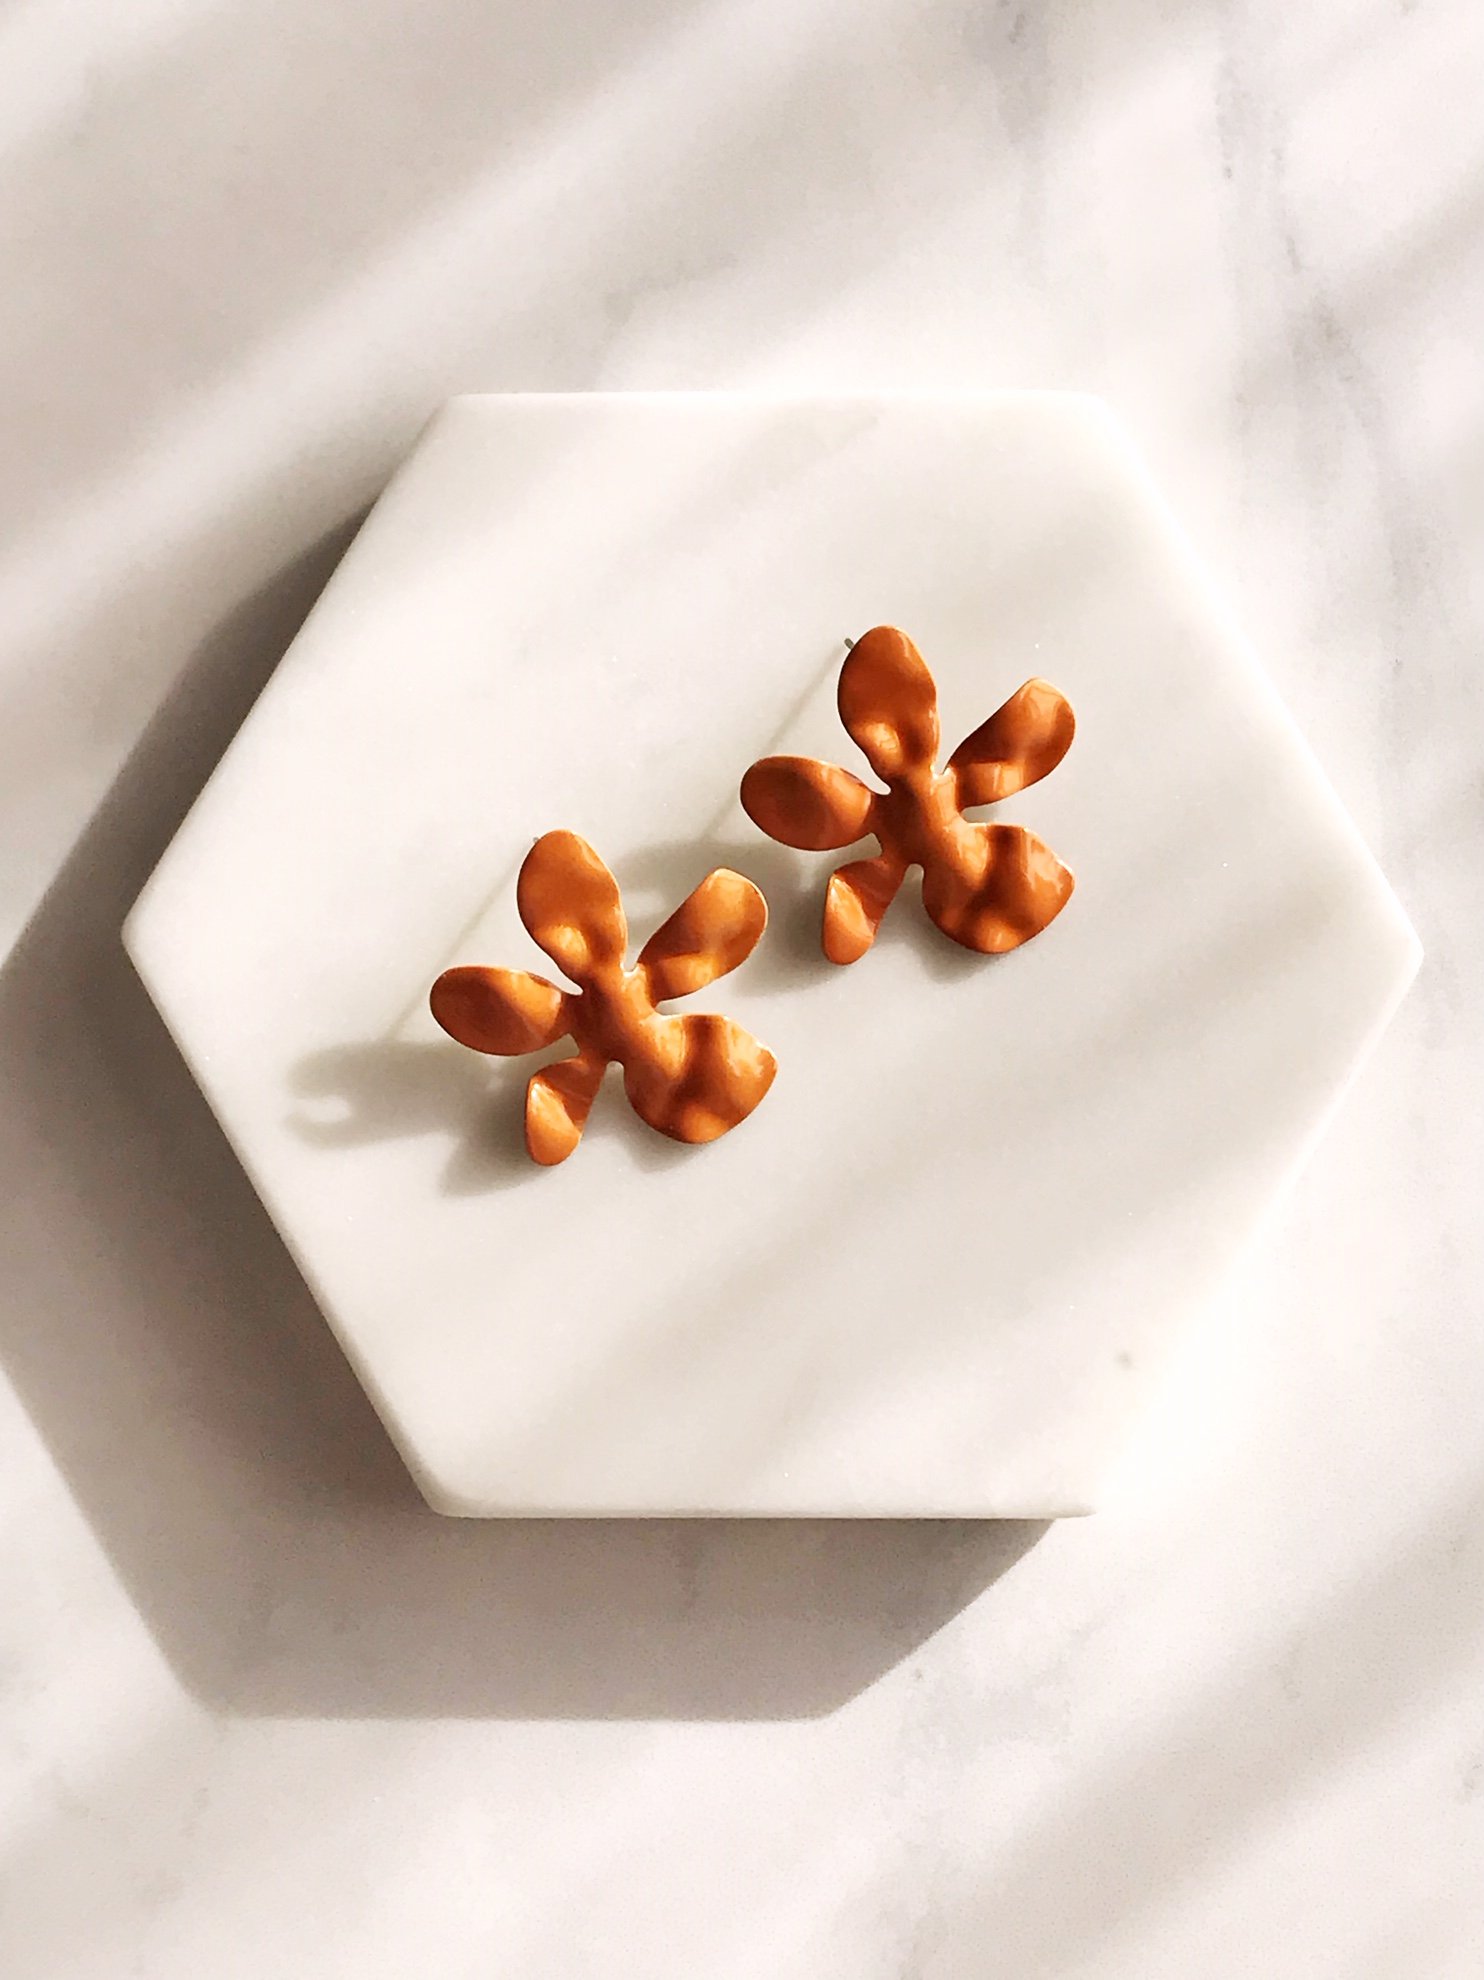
[126,390,1417,1518]
[0,2,1479,1973]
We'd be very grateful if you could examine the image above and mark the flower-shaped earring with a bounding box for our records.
[741,625,1075,962]
[431,831,776,1165]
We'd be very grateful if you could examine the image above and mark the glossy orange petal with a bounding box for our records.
[822,855,905,965]
[638,868,768,1002]
[517,830,629,983]
[622,1012,777,1144]
[920,823,1074,954]
[948,677,1076,807]
[837,626,940,780]
[525,1052,606,1165]
[430,966,569,1055]
[739,756,876,852]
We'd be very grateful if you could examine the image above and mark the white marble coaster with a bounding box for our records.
[125,393,1418,1516]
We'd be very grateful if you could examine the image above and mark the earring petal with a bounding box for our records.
[948,677,1076,806]
[740,755,876,851]
[638,868,768,1002]
[921,823,1074,953]
[517,830,629,982]
[623,1012,776,1143]
[430,966,569,1055]
[822,854,905,964]
[525,1051,606,1165]
[837,626,940,780]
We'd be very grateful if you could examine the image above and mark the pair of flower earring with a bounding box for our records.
[430,626,1076,1166]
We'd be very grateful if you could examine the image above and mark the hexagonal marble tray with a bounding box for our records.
[125,393,1419,1516]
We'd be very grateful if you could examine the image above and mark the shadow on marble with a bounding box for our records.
[291,1034,697,1191]
[941,1480,1484,1975]
[1,0,692,549]
[0,535,1048,1721]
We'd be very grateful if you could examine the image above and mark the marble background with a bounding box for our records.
[0,3,1479,1974]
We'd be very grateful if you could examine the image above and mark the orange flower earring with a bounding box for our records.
[431,830,776,1165]
[741,626,1075,962]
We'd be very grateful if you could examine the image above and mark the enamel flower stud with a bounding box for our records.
[741,625,1076,962]
[430,830,776,1165]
